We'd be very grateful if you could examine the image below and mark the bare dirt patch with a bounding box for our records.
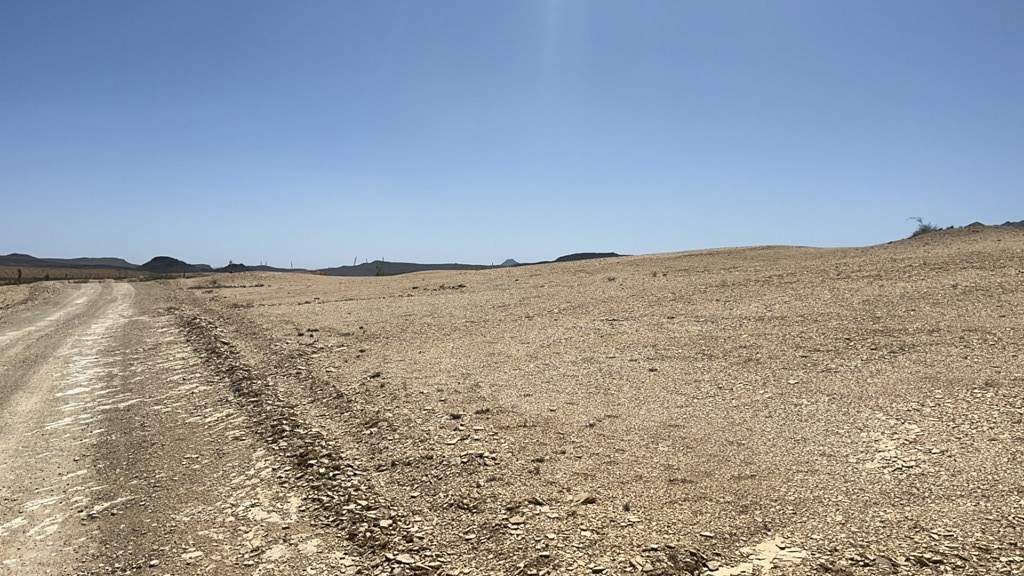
[0,266,148,282]
[4,229,1020,575]
[165,226,1024,575]
[0,282,61,313]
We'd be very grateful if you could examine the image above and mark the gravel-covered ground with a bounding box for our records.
[2,226,1021,575]
[170,226,1024,575]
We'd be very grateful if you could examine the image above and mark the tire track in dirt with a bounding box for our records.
[175,311,445,574]
[75,291,367,575]
[3,283,367,575]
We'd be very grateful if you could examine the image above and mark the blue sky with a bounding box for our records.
[2,2,1022,268]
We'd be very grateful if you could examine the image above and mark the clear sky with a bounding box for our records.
[2,2,1022,268]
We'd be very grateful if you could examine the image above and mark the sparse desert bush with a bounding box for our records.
[909,216,941,237]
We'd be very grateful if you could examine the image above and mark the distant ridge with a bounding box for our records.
[553,252,621,263]
[217,263,303,273]
[512,252,624,266]
[64,257,139,268]
[0,253,138,269]
[318,253,625,276]
[964,220,1023,229]
[1,250,629,277]
[320,260,487,277]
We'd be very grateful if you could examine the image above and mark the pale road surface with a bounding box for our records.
[0,282,355,575]
[0,283,137,574]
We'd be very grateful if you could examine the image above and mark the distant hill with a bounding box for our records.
[513,252,624,266]
[0,253,138,269]
[961,220,1022,229]
[2,250,628,277]
[320,260,488,277]
[553,252,622,263]
[139,256,207,274]
[319,253,623,275]
[217,263,302,273]
[64,257,139,268]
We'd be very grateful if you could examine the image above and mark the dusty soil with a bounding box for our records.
[0,267,148,282]
[1,226,1022,575]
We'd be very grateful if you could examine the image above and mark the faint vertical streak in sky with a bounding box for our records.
[541,0,564,88]
[537,0,562,144]
[537,0,573,159]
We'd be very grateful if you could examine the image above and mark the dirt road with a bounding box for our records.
[1,282,134,572]
[0,282,358,575]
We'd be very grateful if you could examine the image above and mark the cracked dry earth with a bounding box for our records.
[2,227,1023,576]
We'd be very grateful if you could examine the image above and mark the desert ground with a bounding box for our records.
[1,226,1022,575]
[0,266,149,282]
